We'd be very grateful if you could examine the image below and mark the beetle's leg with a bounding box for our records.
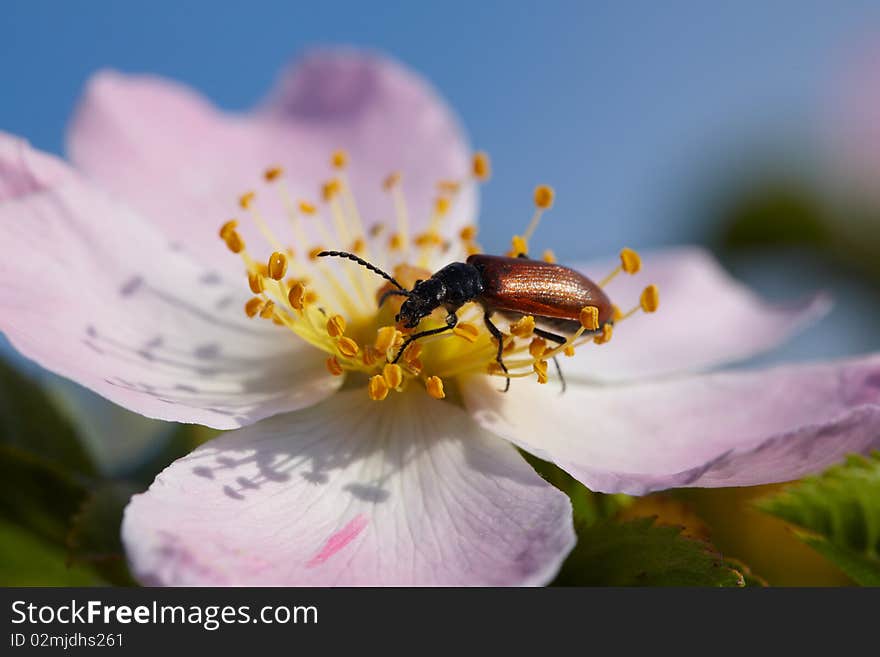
[377,289,410,308]
[533,327,568,394]
[483,311,511,392]
[392,313,458,364]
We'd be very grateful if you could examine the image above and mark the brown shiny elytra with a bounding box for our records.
[317,250,614,391]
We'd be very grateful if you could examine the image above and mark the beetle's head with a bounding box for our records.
[396,278,444,328]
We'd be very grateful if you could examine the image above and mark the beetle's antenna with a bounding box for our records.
[317,251,409,292]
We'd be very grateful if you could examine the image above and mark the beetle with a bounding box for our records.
[317,250,613,391]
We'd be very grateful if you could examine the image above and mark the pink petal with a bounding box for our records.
[565,247,829,382]
[68,50,475,272]
[122,388,575,586]
[0,134,339,429]
[461,355,880,495]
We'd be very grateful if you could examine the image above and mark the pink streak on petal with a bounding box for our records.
[307,515,369,568]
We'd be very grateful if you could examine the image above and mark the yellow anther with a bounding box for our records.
[368,375,389,401]
[337,336,360,358]
[453,322,480,343]
[304,290,319,305]
[244,297,264,318]
[510,235,528,256]
[272,316,285,326]
[472,151,491,181]
[434,196,451,217]
[224,231,245,254]
[620,248,642,274]
[322,179,341,201]
[259,300,276,319]
[268,251,288,280]
[594,323,613,345]
[375,326,401,353]
[239,191,256,209]
[383,363,404,389]
[308,246,325,261]
[248,272,265,294]
[264,166,283,182]
[466,243,482,256]
[414,231,443,248]
[640,284,659,313]
[326,314,346,338]
[406,357,423,375]
[383,172,401,191]
[612,304,623,321]
[534,185,555,209]
[350,238,366,254]
[402,341,422,363]
[487,362,505,376]
[331,150,348,169]
[529,337,548,359]
[459,225,477,241]
[298,200,317,215]
[288,282,305,311]
[326,356,344,376]
[534,360,549,384]
[503,336,518,354]
[256,262,269,277]
[437,180,460,194]
[542,249,556,263]
[219,219,238,240]
[564,345,576,357]
[388,233,404,251]
[510,315,536,338]
[361,346,381,367]
[580,306,600,331]
[425,376,446,399]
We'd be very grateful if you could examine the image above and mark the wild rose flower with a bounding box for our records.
[2,50,879,586]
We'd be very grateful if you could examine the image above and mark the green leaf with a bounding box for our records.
[756,452,880,585]
[554,517,745,587]
[0,518,107,586]
[66,481,142,586]
[521,451,632,526]
[0,359,97,478]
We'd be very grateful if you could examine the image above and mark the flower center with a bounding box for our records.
[217,151,658,401]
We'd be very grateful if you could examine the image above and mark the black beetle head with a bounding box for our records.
[396,278,444,328]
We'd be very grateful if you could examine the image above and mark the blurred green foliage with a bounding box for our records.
[756,453,880,585]
[0,359,213,586]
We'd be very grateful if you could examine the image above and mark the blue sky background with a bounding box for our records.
[4,0,880,373]
[4,1,880,254]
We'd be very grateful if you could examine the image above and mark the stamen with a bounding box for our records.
[219,220,238,240]
[382,363,404,389]
[472,152,491,181]
[326,356,344,376]
[452,322,480,343]
[509,235,528,257]
[542,249,556,263]
[264,166,283,182]
[299,201,317,215]
[368,375,389,401]
[534,359,549,384]
[516,184,555,255]
[402,341,422,365]
[641,284,659,312]
[326,314,346,338]
[459,226,477,241]
[425,376,446,399]
[288,282,305,311]
[579,306,600,331]
[223,230,245,254]
[529,337,547,359]
[375,326,401,354]
[239,192,256,210]
[384,171,410,251]
[248,272,265,294]
[268,252,288,280]
[259,300,276,320]
[331,150,348,170]
[593,323,613,345]
[599,248,642,287]
[362,346,381,367]
[337,337,360,359]
[244,297,264,318]
[510,315,536,338]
